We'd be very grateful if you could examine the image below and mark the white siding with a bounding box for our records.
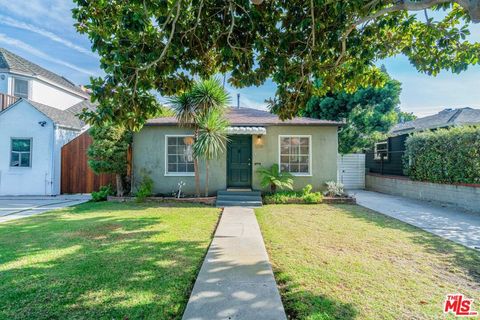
[337,154,365,189]
[0,101,55,195]
[30,79,84,110]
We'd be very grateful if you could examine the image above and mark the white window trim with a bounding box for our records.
[11,77,31,99]
[164,134,195,177]
[374,141,389,160]
[10,137,33,168]
[278,135,312,177]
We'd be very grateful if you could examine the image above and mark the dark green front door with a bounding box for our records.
[227,135,252,188]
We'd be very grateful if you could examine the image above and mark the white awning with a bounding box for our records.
[226,126,267,135]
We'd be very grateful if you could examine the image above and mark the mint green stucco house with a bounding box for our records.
[132,107,343,196]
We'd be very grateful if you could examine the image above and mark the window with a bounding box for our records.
[13,78,29,99]
[165,136,195,175]
[10,138,32,167]
[374,141,388,160]
[279,136,311,175]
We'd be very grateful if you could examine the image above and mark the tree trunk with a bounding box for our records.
[116,173,125,197]
[194,158,200,197]
[205,160,209,197]
[193,128,201,197]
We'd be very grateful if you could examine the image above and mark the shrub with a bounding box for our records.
[324,181,345,197]
[136,174,154,202]
[405,126,480,184]
[257,164,294,193]
[91,185,114,202]
[263,184,323,204]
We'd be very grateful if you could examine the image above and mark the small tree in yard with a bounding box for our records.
[193,110,229,197]
[88,125,132,197]
[170,78,230,197]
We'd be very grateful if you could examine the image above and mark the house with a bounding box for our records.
[0,47,93,195]
[366,107,480,176]
[132,107,343,196]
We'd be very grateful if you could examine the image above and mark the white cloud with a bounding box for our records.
[0,34,96,76]
[0,15,96,58]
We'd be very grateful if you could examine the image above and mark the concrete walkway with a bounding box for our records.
[182,207,287,320]
[349,190,480,250]
[0,195,91,223]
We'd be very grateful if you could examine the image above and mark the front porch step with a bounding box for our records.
[216,190,263,208]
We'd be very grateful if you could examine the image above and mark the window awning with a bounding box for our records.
[226,126,267,135]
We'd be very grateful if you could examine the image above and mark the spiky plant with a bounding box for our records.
[257,164,294,193]
[193,110,229,196]
[169,78,230,196]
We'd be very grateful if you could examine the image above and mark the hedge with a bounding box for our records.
[404,126,480,184]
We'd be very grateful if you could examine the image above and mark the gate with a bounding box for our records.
[61,131,116,194]
[337,154,365,189]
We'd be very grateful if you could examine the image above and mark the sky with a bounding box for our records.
[0,0,479,117]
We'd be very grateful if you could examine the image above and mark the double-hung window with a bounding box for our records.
[13,78,29,99]
[279,135,311,175]
[165,135,195,175]
[10,138,32,167]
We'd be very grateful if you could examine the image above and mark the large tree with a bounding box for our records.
[73,0,480,127]
[303,73,415,153]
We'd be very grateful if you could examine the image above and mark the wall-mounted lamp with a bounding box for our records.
[38,121,47,127]
[255,135,264,146]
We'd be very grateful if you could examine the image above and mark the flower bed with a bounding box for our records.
[263,194,355,205]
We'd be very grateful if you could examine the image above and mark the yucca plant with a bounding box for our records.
[169,77,230,196]
[193,110,229,196]
[257,164,294,193]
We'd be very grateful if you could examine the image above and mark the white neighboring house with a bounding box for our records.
[0,47,94,196]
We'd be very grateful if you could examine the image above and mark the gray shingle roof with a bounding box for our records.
[0,48,88,97]
[28,100,90,130]
[146,107,343,126]
[391,107,480,135]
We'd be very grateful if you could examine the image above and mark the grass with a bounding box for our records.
[256,204,480,320]
[0,202,221,320]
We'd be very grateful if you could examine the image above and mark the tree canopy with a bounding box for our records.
[73,0,480,127]
[302,73,415,153]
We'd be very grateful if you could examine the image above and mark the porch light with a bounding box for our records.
[255,135,264,146]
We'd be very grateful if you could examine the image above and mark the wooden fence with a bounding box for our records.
[61,131,117,194]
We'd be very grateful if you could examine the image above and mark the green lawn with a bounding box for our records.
[256,204,480,320]
[0,202,220,320]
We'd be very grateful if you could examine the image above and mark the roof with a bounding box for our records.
[146,107,343,126]
[391,107,480,135]
[0,48,88,97]
[0,99,94,130]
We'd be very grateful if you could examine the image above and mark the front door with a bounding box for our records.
[227,135,252,188]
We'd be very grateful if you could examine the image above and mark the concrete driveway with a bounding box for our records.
[348,190,480,250]
[0,195,91,223]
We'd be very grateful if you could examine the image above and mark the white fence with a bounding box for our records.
[337,154,365,189]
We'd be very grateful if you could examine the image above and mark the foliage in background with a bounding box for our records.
[264,184,323,204]
[135,172,154,202]
[405,126,480,184]
[302,74,415,153]
[257,164,294,193]
[91,185,114,202]
[193,109,229,197]
[88,125,132,196]
[170,77,230,197]
[324,181,346,197]
[73,1,480,125]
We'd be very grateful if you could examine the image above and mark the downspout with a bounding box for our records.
[50,123,56,196]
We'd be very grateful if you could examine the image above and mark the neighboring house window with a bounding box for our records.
[13,78,29,99]
[165,135,195,175]
[374,141,389,160]
[279,135,311,175]
[10,138,32,167]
